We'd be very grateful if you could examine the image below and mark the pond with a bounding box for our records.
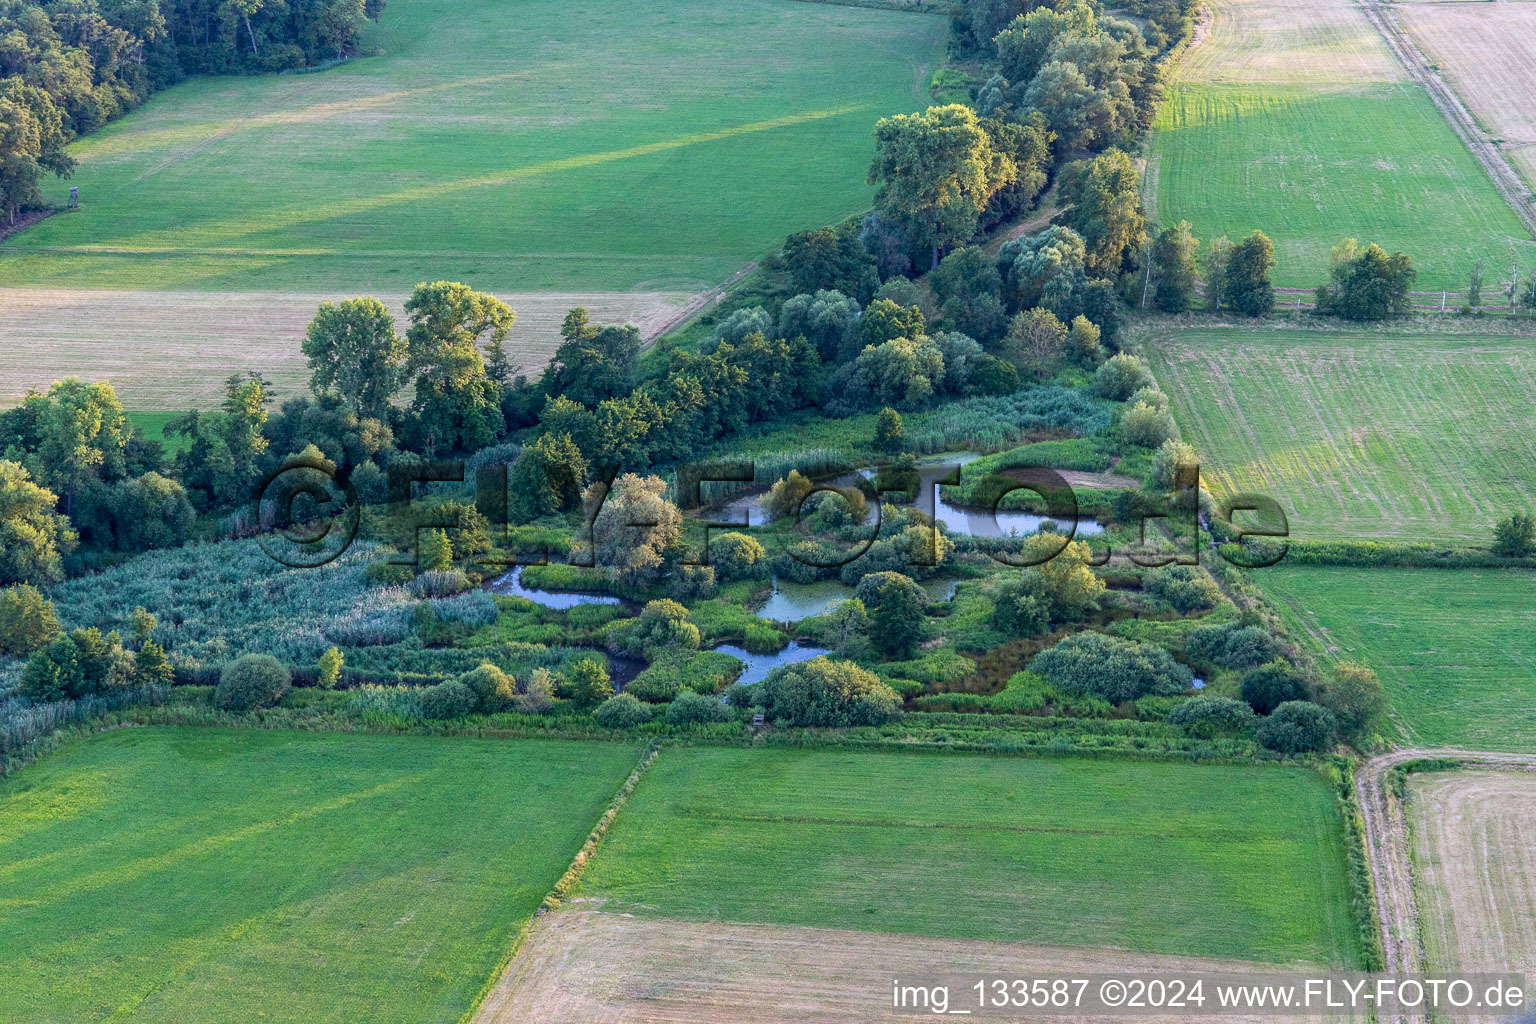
[931,491,1105,539]
[756,576,959,623]
[490,567,621,609]
[705,453,1103,540]
[712,640,833,685]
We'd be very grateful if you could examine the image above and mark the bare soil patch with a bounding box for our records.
[0,287,692,410]
[475,908,1362,1024]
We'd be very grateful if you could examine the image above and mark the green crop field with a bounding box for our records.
[1259,566,1536,753]
[0,0,945,294]
[1141,325,1536,542]
[1148,0,1532,291]
[580,746,1364,966]
[0,728,640,1024]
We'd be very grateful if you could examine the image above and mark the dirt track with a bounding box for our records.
[1354,748,1536,1024]
[475,908,1364,1024]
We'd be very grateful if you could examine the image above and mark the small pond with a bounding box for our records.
[491,566,621,609]
[756,576,959,623]
[712,640,833,685]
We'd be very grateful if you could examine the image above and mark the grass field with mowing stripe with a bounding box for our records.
[1258,566,1536,753]
[1141,325,1536,542]
[579,746,1365,966]
[0,0,945,294]
[1149,0,1532,290]
[0,729,640,1024]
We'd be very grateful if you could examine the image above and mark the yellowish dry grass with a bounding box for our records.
[1399,2,1536,189]
[477,908,1366,1024]
[1177,0,1403,87]
[1411,769,1536,1022]
[0,287,692,410]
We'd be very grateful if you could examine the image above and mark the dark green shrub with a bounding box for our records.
[19,634,85,701]
[1257,701,1337,753]
[0,584,61,656]
[1185,621,1285,670]
[1241,660,1311,714]
[594,693,655,728]
[420,680,477,720]
[363,561,414,586]
[760,656,902,727]
[1168,695,1257,738]
[214,654,292,711]
[1493,513,1535,557]
[1143,565,1222,613]
[459,663,515,712]
[712,532,769,581]
[664,689,732,725]
[854,571,928,659]
[1029,633,1192,703]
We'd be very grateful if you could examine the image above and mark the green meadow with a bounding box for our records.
[1259,566,1536,753]
[0,0,946,293]
[0,729,639,1024]
[1152,83,1531,291]
[1142,325,1536,542]
[580,746,1364,966]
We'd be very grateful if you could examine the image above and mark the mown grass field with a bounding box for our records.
[579,746,1364,966]
[0,728,640,1024]
[1411,770,1536,977]
[0,0,945,294]
[1150,0,1532,290]
[1141,325,1536,542]
[1259,566,1536,753]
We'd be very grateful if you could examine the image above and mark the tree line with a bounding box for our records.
[0,0,382,220]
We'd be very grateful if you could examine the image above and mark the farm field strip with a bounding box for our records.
[0,286,692,411]
[1258,567,1536,753]
[1142,327,1536,542]
[477,909,1368,1024]
[0,0,946,294]
[1149,0,1532,290]
[0,728,641,1024]
[576,747,1365,966]
[1398,2,1536,193]
[1410,769,1536,1020]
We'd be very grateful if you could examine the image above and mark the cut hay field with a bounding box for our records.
[1149,0,1532,290]
[0,286,691,411]
[578,747,1365,966]
[477,909,1368,1024]
[1259,567,1536,753]
[0,0,945,294]
[1410,770,1536,995]
[1399,1,1536,192]
[1141,325,1536,542]
[0,728,640,1024]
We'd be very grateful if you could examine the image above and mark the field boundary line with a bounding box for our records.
[1360,0,1536,241]
[456,740,663,1024]
[648,261,758,343]
[1356,747,1536,1024]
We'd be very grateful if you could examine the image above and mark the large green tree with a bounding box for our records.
[1058,149,1145,275]
[854,570,928,659]
[302,297,407,419]
[404,281,515,453]
[0,459,76,585]
[1224,230,1276,317]
[868,105,1026,268]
